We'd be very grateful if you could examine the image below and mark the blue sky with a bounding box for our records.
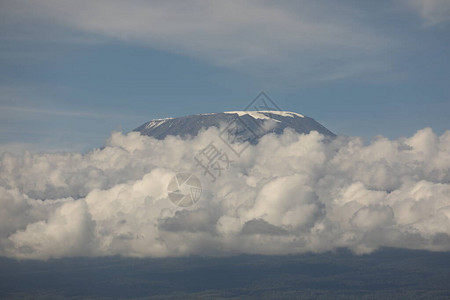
[0,0,449,152]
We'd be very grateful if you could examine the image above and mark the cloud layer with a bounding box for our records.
[1,127,450,259]
[1,0,395,82]
[403,0,450,25]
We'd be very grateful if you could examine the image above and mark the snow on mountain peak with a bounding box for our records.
[144,118,173,129]
[223,111,304,119]
[135,110,334,142]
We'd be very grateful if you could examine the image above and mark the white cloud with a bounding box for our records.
[1,0,394,82]
[1,127,450,259]
[0,105,132,119]
[403,0,450,25]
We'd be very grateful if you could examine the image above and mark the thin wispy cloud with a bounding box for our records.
[402,0,450,25]
[2,0,398,82]
[0,105,134,119]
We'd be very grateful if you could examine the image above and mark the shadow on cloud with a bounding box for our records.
[1,126,450,259]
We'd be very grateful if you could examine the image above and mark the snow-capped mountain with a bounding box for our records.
[134,111,335,142]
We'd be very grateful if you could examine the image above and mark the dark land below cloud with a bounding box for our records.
[1,248,449,300]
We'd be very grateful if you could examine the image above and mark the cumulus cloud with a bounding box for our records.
[1,127,450,259]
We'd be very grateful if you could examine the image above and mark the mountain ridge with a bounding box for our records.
[134,111,335,142]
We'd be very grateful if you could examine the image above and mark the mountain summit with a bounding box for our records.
[134,111,335,142]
